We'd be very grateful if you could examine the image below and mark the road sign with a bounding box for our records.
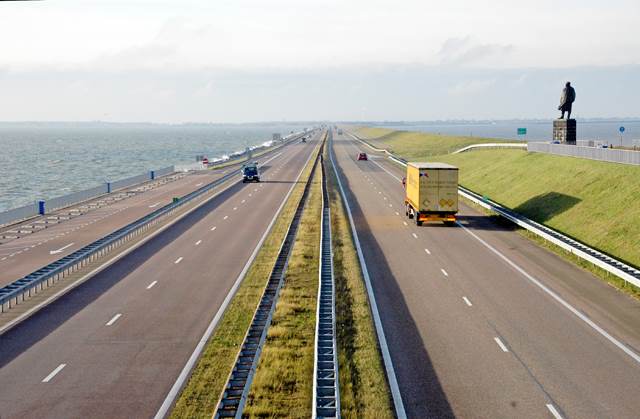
[517,128,527,135]
[619,126,625,133]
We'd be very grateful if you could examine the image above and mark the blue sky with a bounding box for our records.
[0,0,638,122]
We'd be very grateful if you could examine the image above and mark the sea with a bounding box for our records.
[0,122,305,212]
[381,119,640,145]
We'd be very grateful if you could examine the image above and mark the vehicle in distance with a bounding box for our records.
[301,137,306,143]
[404,162,458,226]
[241,162,260,183]
[357,152,368,161]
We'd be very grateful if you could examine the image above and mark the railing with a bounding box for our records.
[0,169,238,314]
[0,165,177,227]
[214,139,324,418]
[312,153,340,418]
[453,143,527,153]
[528,142,640,165]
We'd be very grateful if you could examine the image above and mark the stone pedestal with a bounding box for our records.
[553,119,576,144]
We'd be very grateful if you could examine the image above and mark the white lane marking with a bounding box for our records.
[424,248,431,255]
[147,281,158,289]
[49,242,74,255]
[494,337,509,352]
[195,240,202,246]
[367,156,402,181]
[412,233,418,239]
[383,196,387,200]
[42,364,66,382]
[223,215,229,220]
[233,207,237,211]
[105,313,122,326]
[148,202,162,208]
[254,188,258,192]
[195,182,203,187]
[458,221,640,365]
[389,204,393,207]
[463,296,473,307]
[1,257,6,261]
[210,226,217,231]
[546,404,564,419]
[174,257,183,264]
[403,221,408,226]
[440,268,449,277]
[241,200,246,203]
[249,193,252,197]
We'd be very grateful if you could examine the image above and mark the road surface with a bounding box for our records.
[0,135,318,418]
[332,131,640,419]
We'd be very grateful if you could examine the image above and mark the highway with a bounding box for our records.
[331,131,640,419]
[0,134,318,418]
[0,145,292,287]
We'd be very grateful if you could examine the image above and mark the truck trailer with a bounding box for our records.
[404,162,458,225]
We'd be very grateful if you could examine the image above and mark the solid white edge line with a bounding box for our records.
[0,142,293,336]
[546,403,564,419]
[105,313,122,326]
[494,337,509,352]
[458,221,640,365]
[153,137,318,419]
[349,131,640,366]
[42,363,66,382]
[329,135,407,419]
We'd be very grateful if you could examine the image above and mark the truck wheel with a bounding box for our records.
[444,221,456,226]
[416,219,423,226]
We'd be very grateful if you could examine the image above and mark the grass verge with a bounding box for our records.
[353,126,509,158]
[326,148,395,418]
[169,142,321,419]
[242,156,323,417]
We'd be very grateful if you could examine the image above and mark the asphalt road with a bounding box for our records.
[0,134,318,418]
[332,131,640,419]
[0,142,295,287]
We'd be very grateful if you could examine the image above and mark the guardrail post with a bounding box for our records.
[38,200,46,215]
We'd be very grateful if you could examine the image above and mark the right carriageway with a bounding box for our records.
[330,129,640,419]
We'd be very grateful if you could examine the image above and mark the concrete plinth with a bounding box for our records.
[553,119,576,144]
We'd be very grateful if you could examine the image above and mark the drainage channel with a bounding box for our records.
[214,141,324,419]
[312,156,341,418]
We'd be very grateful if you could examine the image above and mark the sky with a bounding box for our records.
[0,0,639,122]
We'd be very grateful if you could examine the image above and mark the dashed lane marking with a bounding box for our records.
[174,257,183,264]
[147,281,158,289]
[42,364,66,383]
[494,337,509,352]
[463,297,472,306]
[106,313,122,326]
[441,268,449,277]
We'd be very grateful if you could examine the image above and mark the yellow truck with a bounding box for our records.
[404,162,459,226]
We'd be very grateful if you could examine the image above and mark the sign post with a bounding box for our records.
[619,126,625,147]
[517,127,527,141]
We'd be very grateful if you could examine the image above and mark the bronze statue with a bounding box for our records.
[558,81,576,119]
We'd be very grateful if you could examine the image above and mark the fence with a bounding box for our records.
[527,142,640,165]
[0,166,176,227]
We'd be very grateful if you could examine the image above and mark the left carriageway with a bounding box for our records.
[0,133,320,419]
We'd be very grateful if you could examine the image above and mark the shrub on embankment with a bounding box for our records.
[356,127,640,270]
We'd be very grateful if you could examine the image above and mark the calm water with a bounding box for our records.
[382,120,640,145]
[0,123,303,211]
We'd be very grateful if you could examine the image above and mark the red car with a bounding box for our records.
[357,152,368,161]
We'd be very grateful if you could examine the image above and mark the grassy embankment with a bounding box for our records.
[353,127,640,297]
[169,142,321,419]
[355,126,509,157]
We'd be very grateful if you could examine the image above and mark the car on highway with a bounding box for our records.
[241,162,260,183]
[357,152,368,161]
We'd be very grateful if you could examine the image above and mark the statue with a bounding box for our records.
[558,81,576,119]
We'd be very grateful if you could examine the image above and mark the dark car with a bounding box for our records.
[357,152,368,161]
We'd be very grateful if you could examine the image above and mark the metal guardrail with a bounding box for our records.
[0,169,240,313]
[312,155,340,418]
[453,143,527,153]
[528,142,640,165]
[214,139,324,418]
[346,131,640,289]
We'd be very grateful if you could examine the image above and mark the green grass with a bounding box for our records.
[326,148,395,418]
[169,142,321,419]
[354,126,510,158]
[243,160,323,417]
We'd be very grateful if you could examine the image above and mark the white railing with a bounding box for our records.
[528,142,640,165]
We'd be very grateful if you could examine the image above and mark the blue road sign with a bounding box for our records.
[619,126,625,133]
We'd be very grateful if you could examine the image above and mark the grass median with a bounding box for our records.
[326,148,395,418]
[242,156,322,417]
[169,142,321,419]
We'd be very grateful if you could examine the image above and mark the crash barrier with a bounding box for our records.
[0,166,175,227]
[528,142,640,165]
[0,168,238,314]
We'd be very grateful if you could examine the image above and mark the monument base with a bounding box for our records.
[553,119,576,145]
